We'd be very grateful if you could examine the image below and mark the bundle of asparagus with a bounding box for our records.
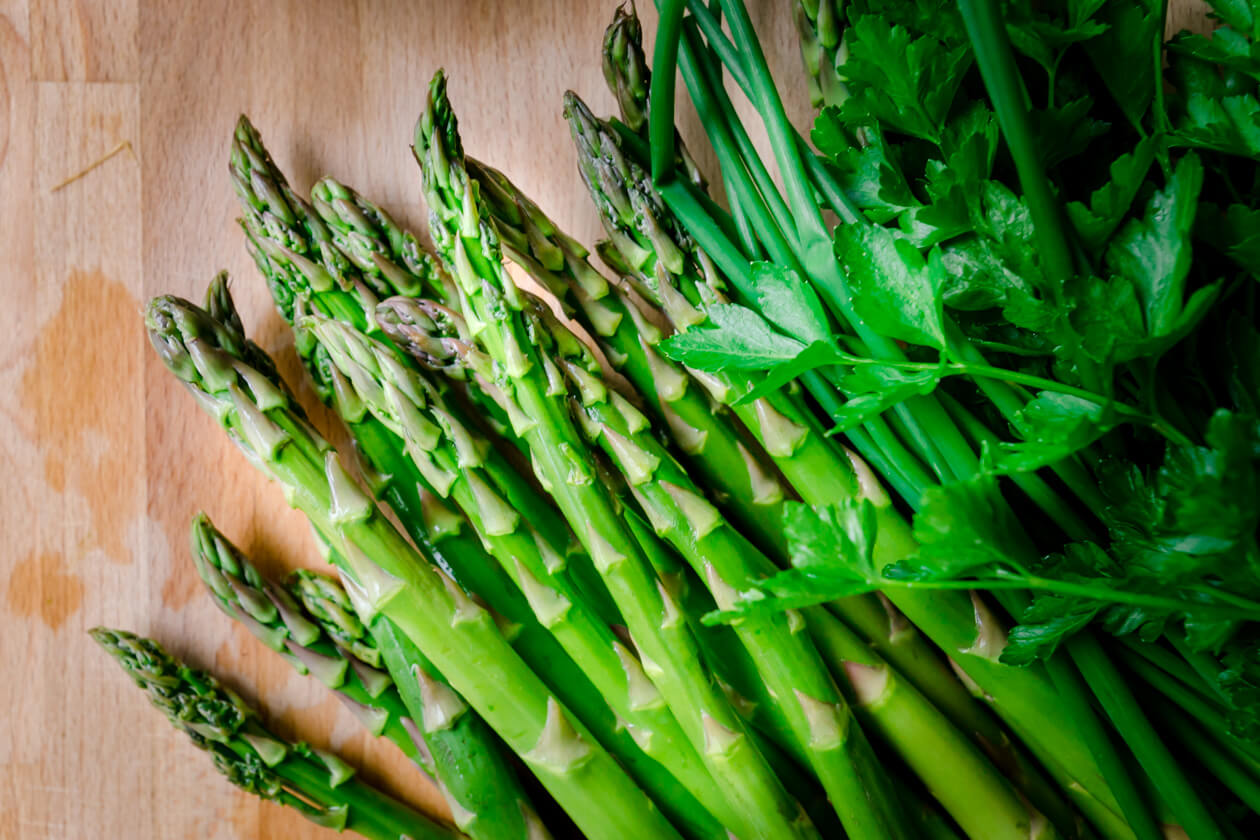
[96,2,1260,839]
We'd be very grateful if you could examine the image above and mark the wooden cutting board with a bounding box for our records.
[0,1,1211,838]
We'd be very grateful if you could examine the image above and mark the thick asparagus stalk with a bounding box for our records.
[416,69,816,840]
[563,89,1128,836]
[91,627,456,840]
[190,513,428,771]
[146,287,685,840]
[308,309,734,839]
[229,123,720,837]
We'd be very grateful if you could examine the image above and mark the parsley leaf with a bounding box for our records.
[751,262,831,345]
[838,14,972,142]
[834,225,948,349]
[659,304,805,369]
[1106,153,1205,337]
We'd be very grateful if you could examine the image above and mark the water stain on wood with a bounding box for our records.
[160,555,202,611]
[6,550,85,630]
[20,269,142,565]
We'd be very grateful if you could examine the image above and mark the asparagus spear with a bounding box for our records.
[543,294,1054,839]
[416,69,817,840]
[789,0,850,110]
[91,627,456,840]
[307,308,735,839]
[146,286,685,840]
[191,513,429,771]
[287,551,551,840]
[601,1,707,190]
[563,89,1129,837]
[229,124,722,837]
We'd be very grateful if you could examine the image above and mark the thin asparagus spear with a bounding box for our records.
[416,69,816,840]
[308,309,735,839]
[190,513,429,772]
[91,627,457,840]
[146,287,684,840]
[229,124,715,836]
[564,89,1129,838]
[286,557,551,840]
[788,0,849,110]
[601,1,707,190]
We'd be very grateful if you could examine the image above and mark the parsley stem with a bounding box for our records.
[870,576,1260,622]
[648,0,685,185]
[684,19,798,252]
[1120,638,1220,704]
[938,392,1102,538]
[957,0,1077,293]
[1157,700,1260,816]
[1068,636,1226,840]
[681,0,863,222]
[677,20,802,272]
[1121,649,1260,771]
[832,350,1193,445]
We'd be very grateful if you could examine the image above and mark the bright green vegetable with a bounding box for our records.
[309,308,736,839]
[146,286,685,840]
[91,627,457,840]
[415,68,817,840]
[190,513,429,772]
[229,123,726,839]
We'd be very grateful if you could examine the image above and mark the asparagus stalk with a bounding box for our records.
[416,69,816,840]
[146,287,685,840]
[229,124,718,836]
[286,556,552,840]
[308,308,735,839]
[529,294,1054,840]
[468,157,784,552]
[601,1,707,190]
[190,513,429,772]
[789,0,850,110]
[563,90,1129,837]
[91,627,456,840]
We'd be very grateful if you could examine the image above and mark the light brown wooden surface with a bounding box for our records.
[0,1,1212,839]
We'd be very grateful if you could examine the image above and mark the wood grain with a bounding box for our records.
[0,1,1208,838]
